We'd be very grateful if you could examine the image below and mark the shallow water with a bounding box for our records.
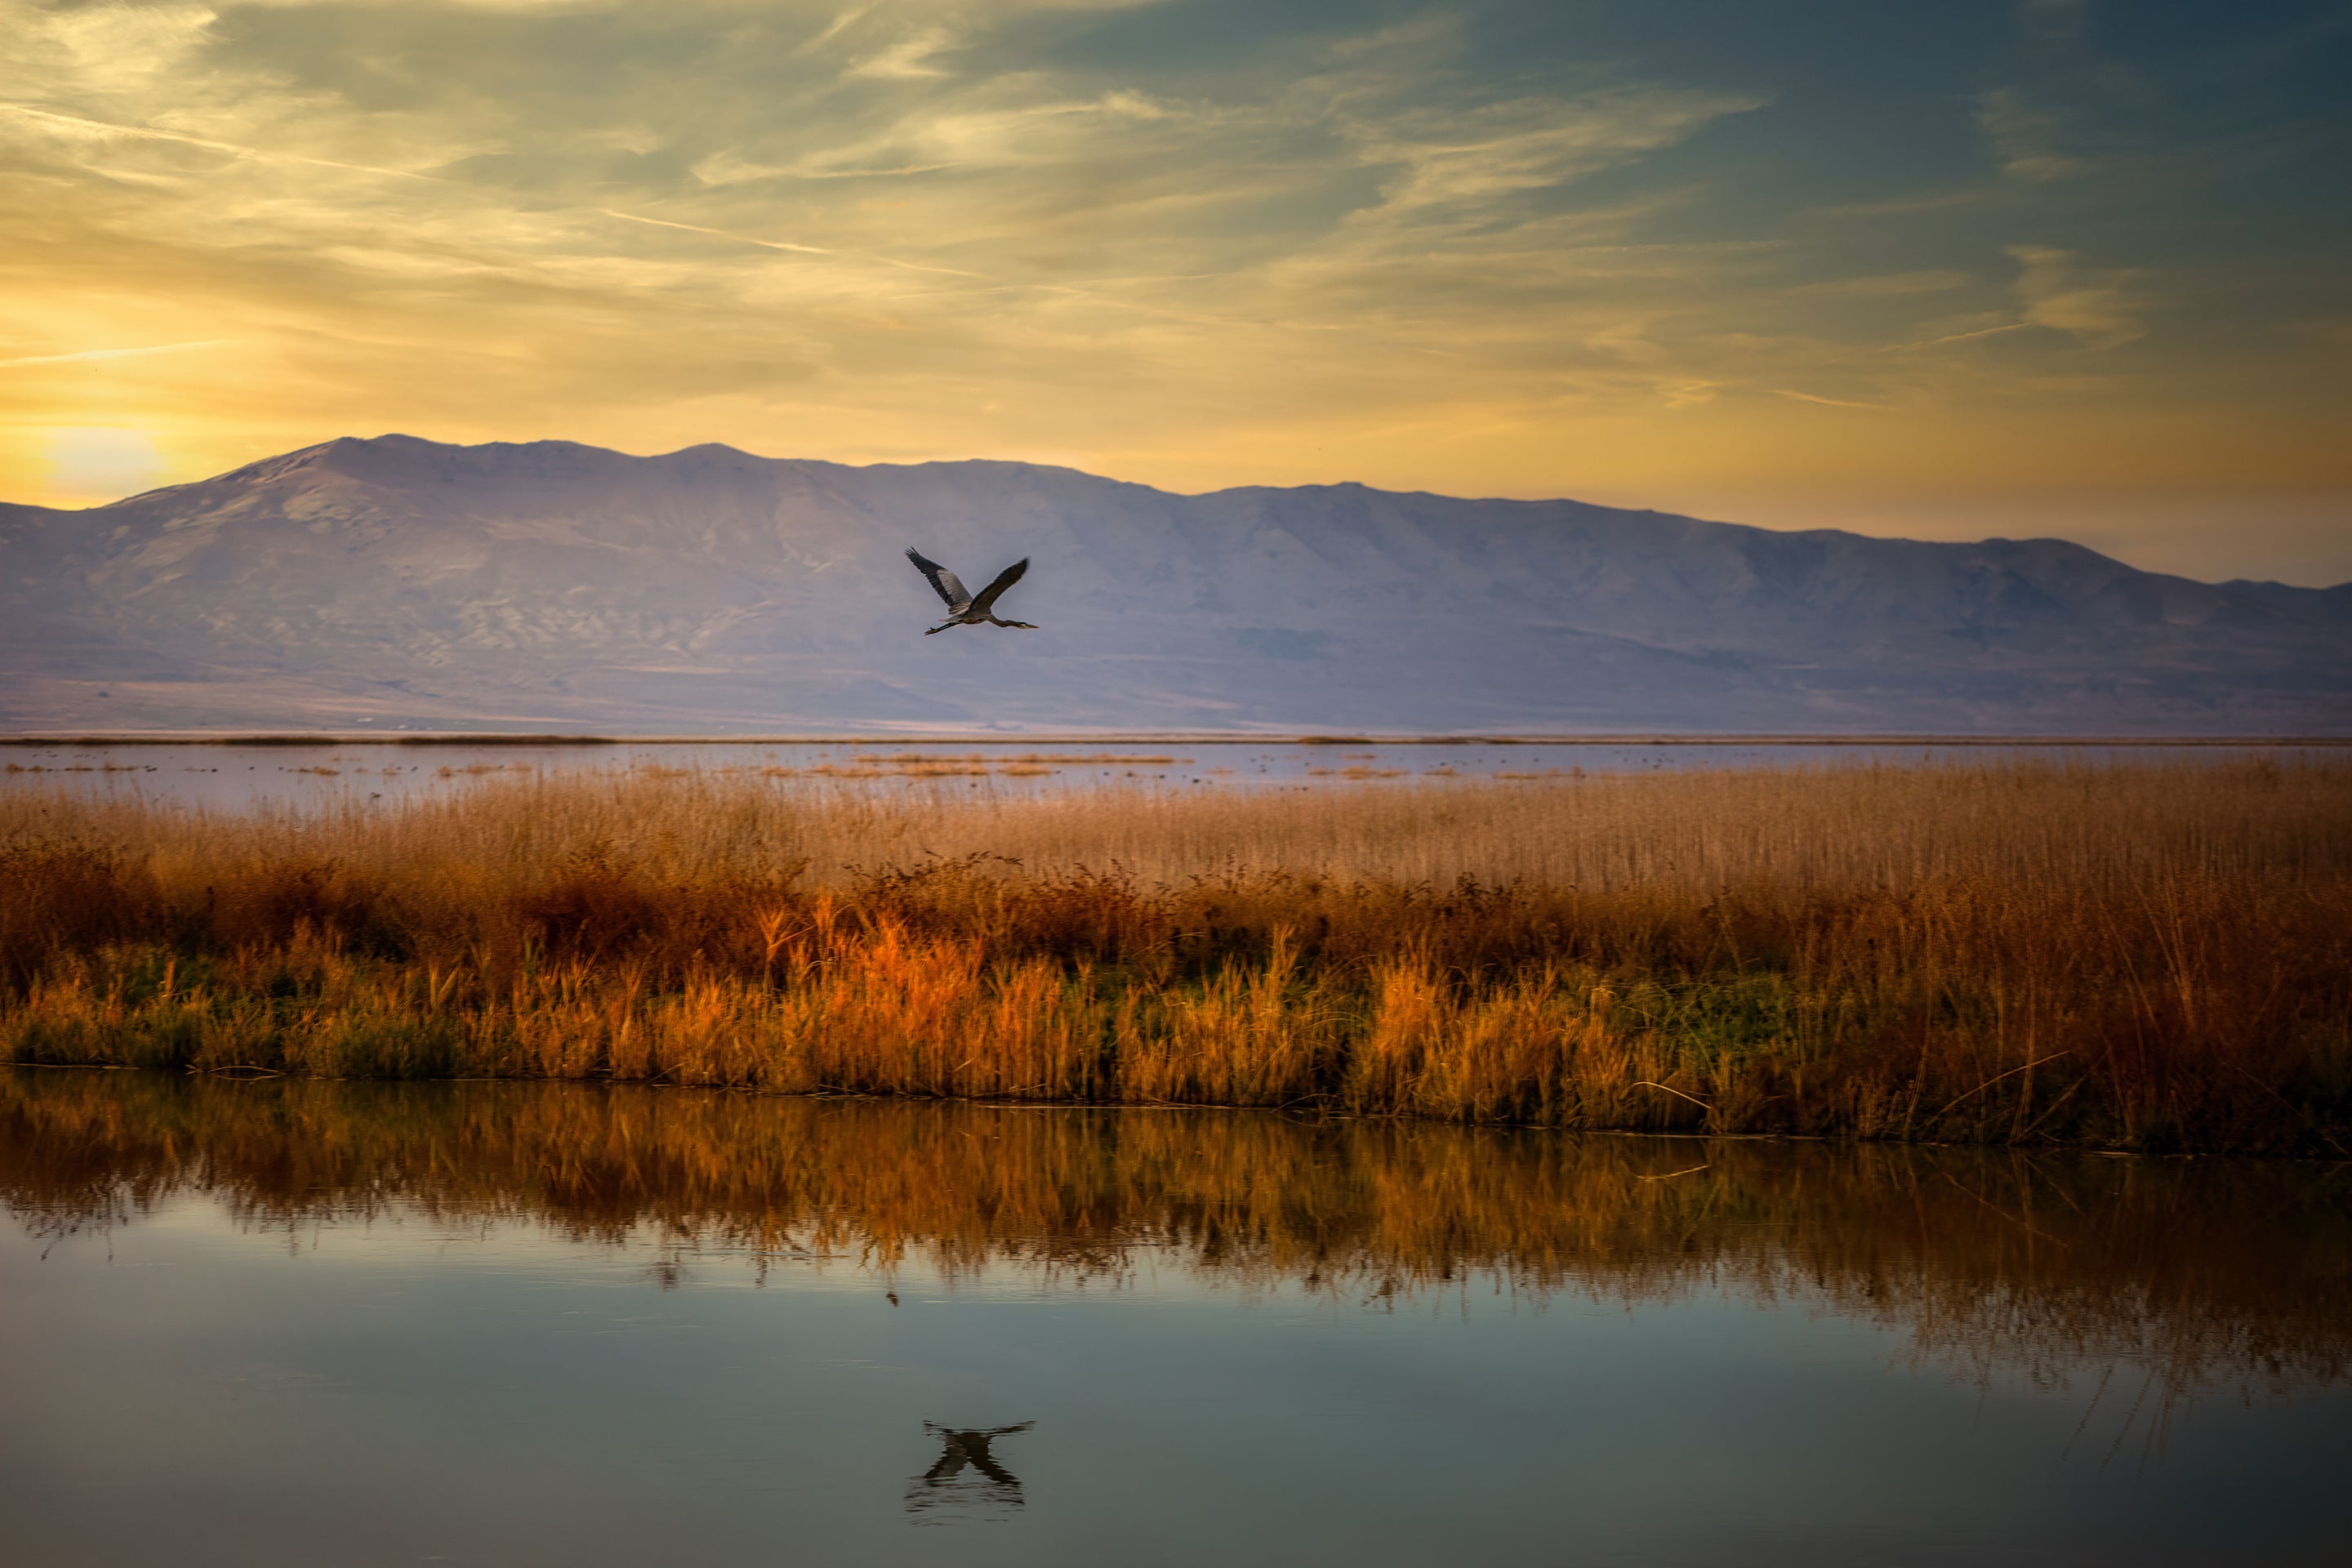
[4,1073,2346,1566]
[2,737,2328,813]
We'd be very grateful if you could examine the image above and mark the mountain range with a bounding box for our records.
[3,434,2346,734]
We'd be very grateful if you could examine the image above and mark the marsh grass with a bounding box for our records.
[2,760,2348,1150]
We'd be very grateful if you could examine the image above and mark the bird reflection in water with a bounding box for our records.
[904,1422,1035,1524]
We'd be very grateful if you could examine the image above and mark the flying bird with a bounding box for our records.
[905,548,1038,635]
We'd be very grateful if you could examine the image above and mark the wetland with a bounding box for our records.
[4,755,2347,1150]
[2,1068,2346,1566]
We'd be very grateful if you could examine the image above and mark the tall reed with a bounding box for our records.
[3,759,2347,1151]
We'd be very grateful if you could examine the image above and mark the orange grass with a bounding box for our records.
[2,759,2348,1151]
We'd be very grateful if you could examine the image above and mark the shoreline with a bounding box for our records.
[8,1058,2336,1160]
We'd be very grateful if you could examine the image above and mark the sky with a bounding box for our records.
[2,0,2347,584]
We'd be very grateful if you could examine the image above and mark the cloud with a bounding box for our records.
[597,209,834,256]
[1976,87,2094,182]
[1882,321,2034,353]
[0,105,444,182]
[2007,245,2150,348]
[1771,388,1886,410]
[20,0,218,94]
[846,22,960,78]
[0,340,234,368]
[0,0,2339,549]
[1343,87,1762,216]
[1792,270,1973,298]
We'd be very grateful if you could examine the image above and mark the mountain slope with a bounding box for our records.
[3,435,2345,733]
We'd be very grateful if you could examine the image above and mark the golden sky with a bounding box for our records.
[4,0,2348,581]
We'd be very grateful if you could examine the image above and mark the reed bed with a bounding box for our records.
[2,759,2348,1151]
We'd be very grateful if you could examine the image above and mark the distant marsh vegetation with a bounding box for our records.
[2,760,2346,1152]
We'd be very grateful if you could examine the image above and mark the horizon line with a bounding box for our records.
[7,733,2349,748]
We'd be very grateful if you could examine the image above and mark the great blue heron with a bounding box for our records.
[906,548,1038,635]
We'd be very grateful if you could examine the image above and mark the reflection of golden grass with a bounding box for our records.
[4,1069,2345,1402]
[868,753,1183,764]
[2,760,2348,1149]
[1011,754,1182,764]
[1306,765,1407,779]
[6,764,154,773]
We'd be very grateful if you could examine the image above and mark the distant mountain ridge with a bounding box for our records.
[2,434,2346,733]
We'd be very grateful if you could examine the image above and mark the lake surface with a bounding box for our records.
[3,738,2332,813]
[2,1071,2345,1566]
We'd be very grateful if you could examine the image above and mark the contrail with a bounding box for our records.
[1882,321,2036,353]
[596,207,834,255]
[0,340,235,369]
[1,104,441,182]
[1771,388,1886,410]
[596,207,984,278]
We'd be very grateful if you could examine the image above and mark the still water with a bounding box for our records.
[2,738,2328,813]
[2,1071,2346,1567]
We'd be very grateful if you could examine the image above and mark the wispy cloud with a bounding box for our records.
[598,209,834,256]
[2008,244,2150,348]
[1343,87,1765,217]
[797,4,877,56]
[1771,388,1886,410]
[0,104,443,182]
[847,24,959,80]
[1793,270,1973,297]
[598,207,993,280]
[1882,321,2035,352]
[1976,88,2094,182]
[0,0,2340,576]
[0,340,235,369]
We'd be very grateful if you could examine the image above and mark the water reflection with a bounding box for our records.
[4,1069,2350,1566]
[3,1067,2345,1408]
[906,1423,1035,1524]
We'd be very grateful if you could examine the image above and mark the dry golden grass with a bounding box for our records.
[2,759,2348,1150]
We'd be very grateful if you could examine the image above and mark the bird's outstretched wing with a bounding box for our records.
[906,548,970,612]
[967,558,1029,616]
